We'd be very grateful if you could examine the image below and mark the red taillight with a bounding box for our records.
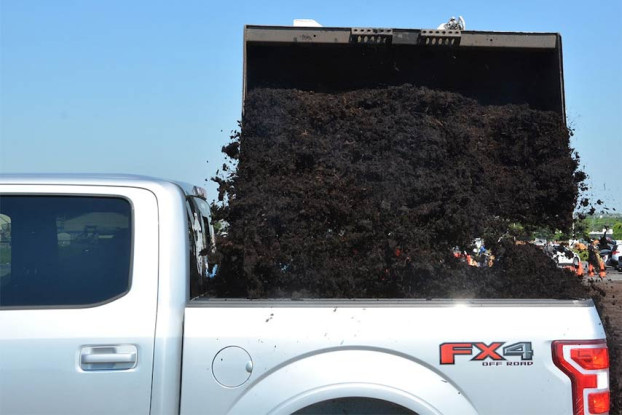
[589,392,610,414]
[571,347,609,370]
[552,340,610,415]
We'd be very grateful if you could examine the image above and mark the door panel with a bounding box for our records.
[0,186,159,415]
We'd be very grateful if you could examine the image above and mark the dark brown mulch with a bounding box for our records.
[208,84,588,300]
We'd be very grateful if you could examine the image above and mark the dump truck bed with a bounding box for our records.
[244,26,565,116]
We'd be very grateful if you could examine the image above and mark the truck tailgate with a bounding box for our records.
[180,299,604,415]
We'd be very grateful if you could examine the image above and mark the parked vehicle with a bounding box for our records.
[610,243,621,268]
[533,237,547,247]
[598,233,616,267]
[600,248,612,268]
[546,243,580,268]
[0,22,612,415]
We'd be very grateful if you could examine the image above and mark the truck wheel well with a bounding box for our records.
[293,397,416,414]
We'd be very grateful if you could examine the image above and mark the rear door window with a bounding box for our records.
[0,196,132,307]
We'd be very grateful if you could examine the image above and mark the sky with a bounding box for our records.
[1,0,621,212]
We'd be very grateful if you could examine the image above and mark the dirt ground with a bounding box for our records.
[595,279,622,414]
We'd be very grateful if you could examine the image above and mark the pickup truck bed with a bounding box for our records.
[181,298,604,414]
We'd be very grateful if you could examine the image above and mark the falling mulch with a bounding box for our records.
[208,84,590,300]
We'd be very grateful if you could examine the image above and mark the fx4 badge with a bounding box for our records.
[440,342,534,366]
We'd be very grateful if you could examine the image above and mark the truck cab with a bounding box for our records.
[0,175,207,414]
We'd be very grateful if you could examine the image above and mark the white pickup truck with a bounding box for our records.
[0,174,610,415]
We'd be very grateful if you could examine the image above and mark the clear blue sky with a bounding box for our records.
[1,0,620,212]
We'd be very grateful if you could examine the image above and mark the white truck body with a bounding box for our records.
[0,174,609,415]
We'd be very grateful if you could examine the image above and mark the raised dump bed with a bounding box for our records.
[244,25,565,115]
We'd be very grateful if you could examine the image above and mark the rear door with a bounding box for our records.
[0,185,159,415]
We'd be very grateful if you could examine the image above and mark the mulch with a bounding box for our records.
[209,84,586,299]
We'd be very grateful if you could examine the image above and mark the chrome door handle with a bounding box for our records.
[80,345,138,371]
[82,352,136,364]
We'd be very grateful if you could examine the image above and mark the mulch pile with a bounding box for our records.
[209,84,590,300]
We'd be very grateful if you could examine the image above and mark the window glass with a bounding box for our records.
[192,197,216,255]
[187,197,216,298]
[0,196,132,307]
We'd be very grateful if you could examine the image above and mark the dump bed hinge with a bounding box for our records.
[418,29,462,46]
[350,28,393,44]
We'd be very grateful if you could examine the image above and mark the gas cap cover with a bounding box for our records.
[212,346,253,387]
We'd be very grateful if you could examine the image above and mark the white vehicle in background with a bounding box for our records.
[533,237,547,247]
[610,243,621,270]
[546,243,581,268]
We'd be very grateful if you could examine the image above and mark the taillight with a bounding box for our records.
[552,340,610,415]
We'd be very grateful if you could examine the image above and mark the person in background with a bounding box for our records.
[587,239,606,278]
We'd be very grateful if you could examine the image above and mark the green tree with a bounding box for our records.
[613,222,622,240]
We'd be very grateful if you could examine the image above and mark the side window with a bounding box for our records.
[0,214,10,295]
[193,197,216,255]
[187,197,216,298]
[0,196,132,307]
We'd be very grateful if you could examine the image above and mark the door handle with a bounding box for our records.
[80,345,138,371]
[82,352,136,364]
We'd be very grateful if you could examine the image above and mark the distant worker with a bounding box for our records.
[466,252,478,267]
[587,240,606,278]
[576,259,585,278]
[599,229,609,250]
[487,253,495,268]
[564,258,584,278]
